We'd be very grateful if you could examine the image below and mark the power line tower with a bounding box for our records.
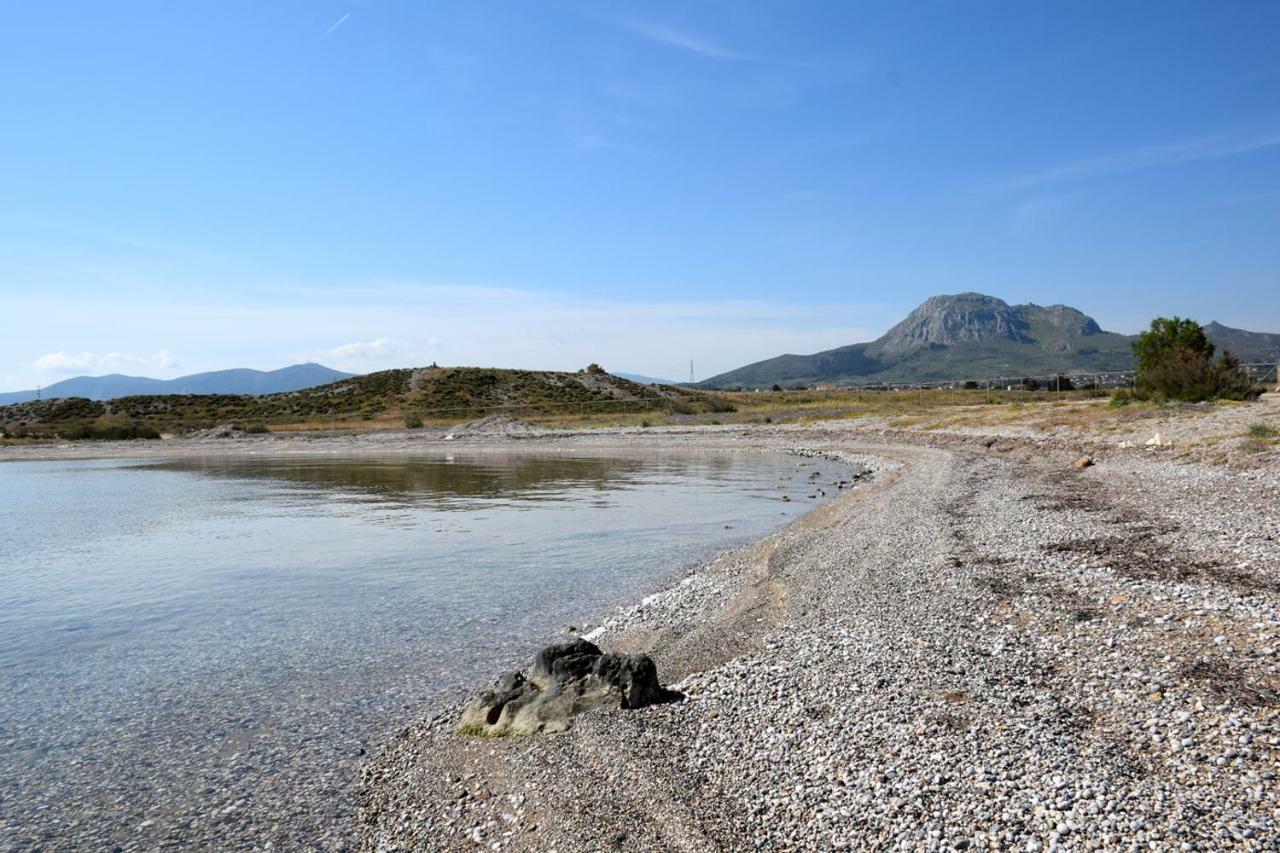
[689,359,695,384]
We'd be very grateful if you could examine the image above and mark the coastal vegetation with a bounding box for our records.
[3,374,1272,443]
[0,365,732,439]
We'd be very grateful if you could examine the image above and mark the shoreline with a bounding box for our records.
[355,421,1279,851]
[5,413,1279,849]
[3,391,1275,469]
[2,431,867,853]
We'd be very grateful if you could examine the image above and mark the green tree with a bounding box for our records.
[1133,317,1214,375]
[1131,317,1251,402]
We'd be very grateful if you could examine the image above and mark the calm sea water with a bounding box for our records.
[0,450,853,849]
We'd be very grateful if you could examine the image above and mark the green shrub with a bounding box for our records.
[244,423,270,434]
[404,415,424,429]
[1246,423,1277,439]
[1109,390,1135,407]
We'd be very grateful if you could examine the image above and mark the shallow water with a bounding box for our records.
[0,450,854,849]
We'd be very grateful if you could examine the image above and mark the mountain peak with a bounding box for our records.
[1035,303,1102,336]
[700,291,1279,388]
[874,292,1030,355]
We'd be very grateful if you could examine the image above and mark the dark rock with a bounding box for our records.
[530,640,601,689]
[459,641,678,736]
[591,652,668,709]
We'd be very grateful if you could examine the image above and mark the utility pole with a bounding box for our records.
[689,359,695,384]
[36,385,41,401]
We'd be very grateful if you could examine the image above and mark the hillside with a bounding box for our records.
[701,293,1276,388]
[0,363,353,405]
[0,365,725,437]
[1202,322,1280,364]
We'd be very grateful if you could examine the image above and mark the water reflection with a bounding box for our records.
[144,453,745,509]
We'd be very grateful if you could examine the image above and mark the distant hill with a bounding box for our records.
[0,363,354,405]
[1202,322,1280,364]
[0,365,727,436]
[700,293,1280,388]
[615,372,680,386]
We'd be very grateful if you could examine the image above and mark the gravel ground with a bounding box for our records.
[358,428,1280,851]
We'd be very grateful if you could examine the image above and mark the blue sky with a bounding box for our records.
[2,1,1278,388]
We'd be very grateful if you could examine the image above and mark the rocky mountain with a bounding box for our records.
[0,363,354,405]
[700,293,1276,388]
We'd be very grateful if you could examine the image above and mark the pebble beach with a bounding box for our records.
[356,414,1280,851]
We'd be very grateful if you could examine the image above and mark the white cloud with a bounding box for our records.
[32,350,178,376]
[3,284,888,388]
[318,337,443,371]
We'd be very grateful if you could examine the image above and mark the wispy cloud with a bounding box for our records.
[627,21,746,61]
[570,131,652,156]
[1005,128,1280,192]
[321,12,350,39]
[32,350,179,376]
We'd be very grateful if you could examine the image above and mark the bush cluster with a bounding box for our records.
[59,423,161,440]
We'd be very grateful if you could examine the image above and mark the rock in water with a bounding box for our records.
[459,640,678,736]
